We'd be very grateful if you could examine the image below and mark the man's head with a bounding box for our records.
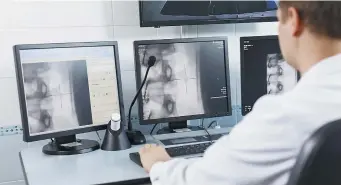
[277,1,341,71]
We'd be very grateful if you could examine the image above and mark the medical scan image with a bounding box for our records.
[241,36,299,115]
[22,60,93,134]
[266,53,297,95]
[138,43,204,120]
[137,41,229,120]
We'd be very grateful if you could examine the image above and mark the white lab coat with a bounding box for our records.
[149,53,341,185]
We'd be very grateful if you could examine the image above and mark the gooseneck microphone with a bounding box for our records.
[126,56,156,145]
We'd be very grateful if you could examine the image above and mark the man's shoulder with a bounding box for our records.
[239,92,309,129]
[252,94,293,113]
[238,87,341,136]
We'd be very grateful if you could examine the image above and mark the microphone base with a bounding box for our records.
[101,124,131,151]
[126,130,146,145]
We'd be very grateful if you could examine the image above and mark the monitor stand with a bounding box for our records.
[42,135,100,155]
[157,120,203,135]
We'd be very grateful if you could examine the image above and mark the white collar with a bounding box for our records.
[300,53,341,79]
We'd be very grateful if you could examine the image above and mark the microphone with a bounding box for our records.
[147,56,156,67]
[126,56,156,145]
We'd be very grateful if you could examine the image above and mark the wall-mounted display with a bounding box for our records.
[139,0,278,27]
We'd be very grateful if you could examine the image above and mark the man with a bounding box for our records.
[139,1,341,185]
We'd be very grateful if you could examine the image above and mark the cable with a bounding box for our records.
[208,120,218,129]
[150,124,158,135]
[202,126,212,143]
[95,131,101,141]
[200,119,212,143]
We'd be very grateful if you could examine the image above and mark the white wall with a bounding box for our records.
[0,1,278,184]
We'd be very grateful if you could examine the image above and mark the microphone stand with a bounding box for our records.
[126,56,156,145]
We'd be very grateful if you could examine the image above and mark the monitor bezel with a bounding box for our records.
[133,37,232,125]
[13,41,125,142]
[139,1,278,28]
[240,35,300,116]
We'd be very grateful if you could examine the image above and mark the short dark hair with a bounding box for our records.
[279,1,341,39]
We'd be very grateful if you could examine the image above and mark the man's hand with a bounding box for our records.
[139,144,171,172]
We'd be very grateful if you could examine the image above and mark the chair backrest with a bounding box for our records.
[287,119,341,185]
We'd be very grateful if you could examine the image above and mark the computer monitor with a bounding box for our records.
[134,37,232,133]
[240,35,299,116]
[14,41,125,154]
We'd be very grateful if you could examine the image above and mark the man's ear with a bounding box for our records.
[287,7,304,37]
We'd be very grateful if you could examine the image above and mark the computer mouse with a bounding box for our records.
[129,152,143,167]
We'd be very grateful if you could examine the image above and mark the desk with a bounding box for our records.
[20,129,231,185]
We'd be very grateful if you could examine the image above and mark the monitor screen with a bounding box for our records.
[240,36,298,116]
[139,0,278,27]
[16,44,121,137]
[135,38,231,124]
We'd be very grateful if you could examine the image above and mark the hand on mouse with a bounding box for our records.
[139,144,171,172]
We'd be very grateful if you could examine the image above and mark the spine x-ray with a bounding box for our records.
[266,54,296,95]
[138,43,204,120]
[23,60,92,134]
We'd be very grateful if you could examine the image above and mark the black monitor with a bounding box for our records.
[14,41,125,155]
[139,0,278,27]
[240,36,299,116]
[134,37,232,133]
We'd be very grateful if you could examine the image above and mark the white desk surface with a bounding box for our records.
[20,135,156,185]
[20,129,231,185]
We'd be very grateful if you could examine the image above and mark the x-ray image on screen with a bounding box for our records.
[22,60,92,134]
[241,36,299,115]
[138,43,204,120]
[266,53,296,95]
[137,41,229,121]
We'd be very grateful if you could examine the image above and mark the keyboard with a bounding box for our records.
[129,142,212,167]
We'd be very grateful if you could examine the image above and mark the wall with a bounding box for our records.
[0,1,278,184]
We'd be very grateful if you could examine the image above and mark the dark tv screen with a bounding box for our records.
[139,1,278,27]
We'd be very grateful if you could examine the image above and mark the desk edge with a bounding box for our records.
[99,177,150,185]
[19,151,30,185]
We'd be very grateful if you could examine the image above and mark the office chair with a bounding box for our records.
[287,118,341,185]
